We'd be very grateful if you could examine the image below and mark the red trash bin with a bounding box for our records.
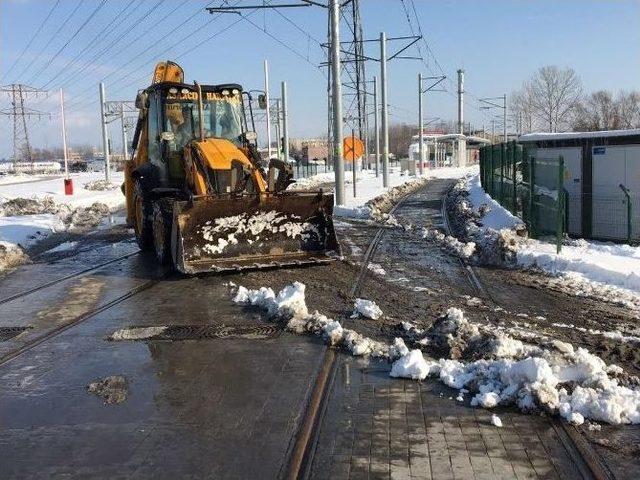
[64,178,73,195]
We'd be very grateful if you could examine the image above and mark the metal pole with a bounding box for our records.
[380,32,389,187]
[330,0,344,204]
[99,82,111,182]
[503,93,507,143]
[275,99,281,160]
[352,128,357,197]
[59,88,69,178]
[264,60,272,158]
[418,73,424,176]
[457,69,464,134]
[120,103,127,162]
[281,81,289,162]
[373,75,379,178]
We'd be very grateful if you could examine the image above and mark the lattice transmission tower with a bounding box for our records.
[0,84,49,164]
[326,0,368,165]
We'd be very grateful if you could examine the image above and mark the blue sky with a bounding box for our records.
[1,0,639,158]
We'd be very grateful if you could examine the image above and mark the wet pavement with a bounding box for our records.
[0,274,325,478]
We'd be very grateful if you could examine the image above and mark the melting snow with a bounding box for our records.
[229,281,640,425]
[491,414,503,427]
[352,298,383,320]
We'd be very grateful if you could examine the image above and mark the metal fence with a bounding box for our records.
[479,142,566,253]
[292,161,327,179]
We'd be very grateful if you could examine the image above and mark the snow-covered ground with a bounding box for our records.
[461,172,640,303]
[0,171,125,272]
[290,165,477,219]
[0,171,125,210]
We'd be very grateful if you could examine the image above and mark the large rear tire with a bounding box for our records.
[133,180,153,251]
[152,198,174,267]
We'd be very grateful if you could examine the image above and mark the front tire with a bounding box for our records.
[133,180,153,251]
[152,198,174,266]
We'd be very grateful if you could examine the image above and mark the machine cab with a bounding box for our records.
[142,83,252,187]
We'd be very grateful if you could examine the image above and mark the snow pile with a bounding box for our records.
[231,282,389,358]
[199,211,319,256]
[84,180,120,191]
[446,176,524,266]
[351,298,383,320]
[552,322,640,345]
[452,173,640,305]
[229,282,640,425]
[422,227,476,259]
[0,196,61,216]
[0,172,126,272]
[0,241,29,272]
[517,239,640,299]
[390,348,434,380]
[287,172,335,191]
[392,307,640,425]
[367,263,386,275]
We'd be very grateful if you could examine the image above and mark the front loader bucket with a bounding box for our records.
[172,192,340,274]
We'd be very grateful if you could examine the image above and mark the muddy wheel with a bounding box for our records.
[152,198,174,266]
[133,180,153,251]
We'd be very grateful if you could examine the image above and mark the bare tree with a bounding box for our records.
[388,123,416,158]
[526,66,582,132]
[616,90,640,128]
[510,85,537,133]
[572,90,620,131]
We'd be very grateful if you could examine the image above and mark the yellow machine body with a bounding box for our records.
[123,61,339,273]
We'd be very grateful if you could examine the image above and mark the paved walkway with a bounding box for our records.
[309,355,592,480]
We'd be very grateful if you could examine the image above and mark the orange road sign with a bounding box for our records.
[344,136,364,162]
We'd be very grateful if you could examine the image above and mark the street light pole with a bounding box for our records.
[330,0,344,205]
[380,31,389,188]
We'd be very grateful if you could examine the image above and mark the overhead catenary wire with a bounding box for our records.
[64,1,234,111]
[2,0,62,83]
[26,0,109,87]
[50,0,169,94]
[64,3,261,114]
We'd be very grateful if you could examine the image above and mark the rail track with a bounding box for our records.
[440,184,612,480]
[0,278,159,366]
[286,190,415,480]
[0,250,140,306]
[286,180,614,480]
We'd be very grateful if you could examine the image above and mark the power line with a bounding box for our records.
[27,0,109,86]
[64,1,229,110]
[2,0,62,83]
[39,0,137,90]
[49,0,147,89]
[12,0,87,82]
[65,4,256,113]
[52,0,168,93]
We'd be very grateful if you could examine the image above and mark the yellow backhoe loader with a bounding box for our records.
[123,61,339,274]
